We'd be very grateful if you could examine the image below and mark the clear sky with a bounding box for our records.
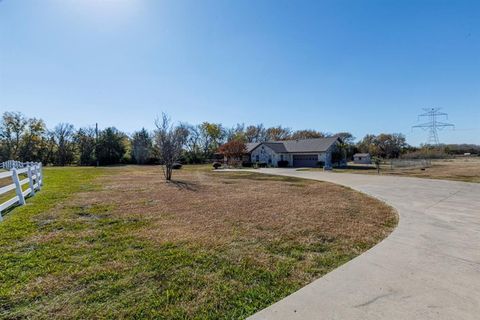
[1,0,479,145]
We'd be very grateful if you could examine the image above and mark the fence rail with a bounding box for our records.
[0,161,43,221]
[389,159,431,169]
[0,160,39,170]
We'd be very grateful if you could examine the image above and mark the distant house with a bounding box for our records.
[246,137,344,168]
[353,153,371,164]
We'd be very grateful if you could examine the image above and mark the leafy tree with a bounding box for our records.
[331,139,348,166]
[225,123,246,142]
[357,133,407,159]
[0,111,27,160]
[357,134,379,156]
[75,127,96,166]
[334,132,355,144]
[200,122,224,158]
[290,129,326,140]
[444,144,480,155]
[334,132,357,159]
[131,128,152,164]
[19,118,48,162]
[96,127,127,165]
[376,133,407,158]
[217,140,247,166]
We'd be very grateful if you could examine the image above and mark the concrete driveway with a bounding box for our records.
[246,168,480,320]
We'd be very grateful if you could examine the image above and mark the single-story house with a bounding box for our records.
[246,137,344,168]
[353,153,371,164]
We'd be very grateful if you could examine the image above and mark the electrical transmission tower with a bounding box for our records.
[412,108,454,145]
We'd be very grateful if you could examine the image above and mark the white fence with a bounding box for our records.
[389,159,431,169]
[0,161,43,221]
[0,160,32,170]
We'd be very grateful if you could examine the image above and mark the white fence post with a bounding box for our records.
[34,165,40,190]
[38,163,43,187]
[27,165,36,196]
[12,168,26,205]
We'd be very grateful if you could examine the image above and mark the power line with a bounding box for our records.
[412,108,454,145]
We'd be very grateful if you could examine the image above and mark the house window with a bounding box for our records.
[255,155,259,162]
[280,155,284,161]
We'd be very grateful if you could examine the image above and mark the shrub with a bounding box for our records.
[277,160,289,167]
[317,161,325,168]
[212,162,222,169]
[242,161,253,167]
[257,162,267,168]
[172,163,182,169]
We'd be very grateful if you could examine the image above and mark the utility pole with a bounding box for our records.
[95,123,99,167]
[412,108,454,145]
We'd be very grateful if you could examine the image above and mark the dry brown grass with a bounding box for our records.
[109,167,392,239]
[329,157,480,183]
[83,166,396,280]
[382,158,480,183]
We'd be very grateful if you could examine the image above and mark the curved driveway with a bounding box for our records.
[247,169,480,320]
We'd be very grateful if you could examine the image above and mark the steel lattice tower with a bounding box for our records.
[412,108,454,145]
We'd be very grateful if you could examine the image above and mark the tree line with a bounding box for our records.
[0,111,476,166]
[0,111,351,165]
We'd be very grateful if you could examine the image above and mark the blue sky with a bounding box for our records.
[0,0,479,145]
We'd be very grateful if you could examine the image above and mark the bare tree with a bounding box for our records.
[154,114,188,181]
[245,124,266,142]
[53,123,75,166]
[225,123,246,142]
[265,126,291,141]
[182,123,203,163]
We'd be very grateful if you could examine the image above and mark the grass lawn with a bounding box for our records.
[303,158,480,183]
[0,165,396,319]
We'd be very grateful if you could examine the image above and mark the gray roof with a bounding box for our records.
[246,142,261,153]
[354,153,370,157]
[248,137,340,154]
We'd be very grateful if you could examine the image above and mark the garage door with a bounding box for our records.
[293,154,318,167]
